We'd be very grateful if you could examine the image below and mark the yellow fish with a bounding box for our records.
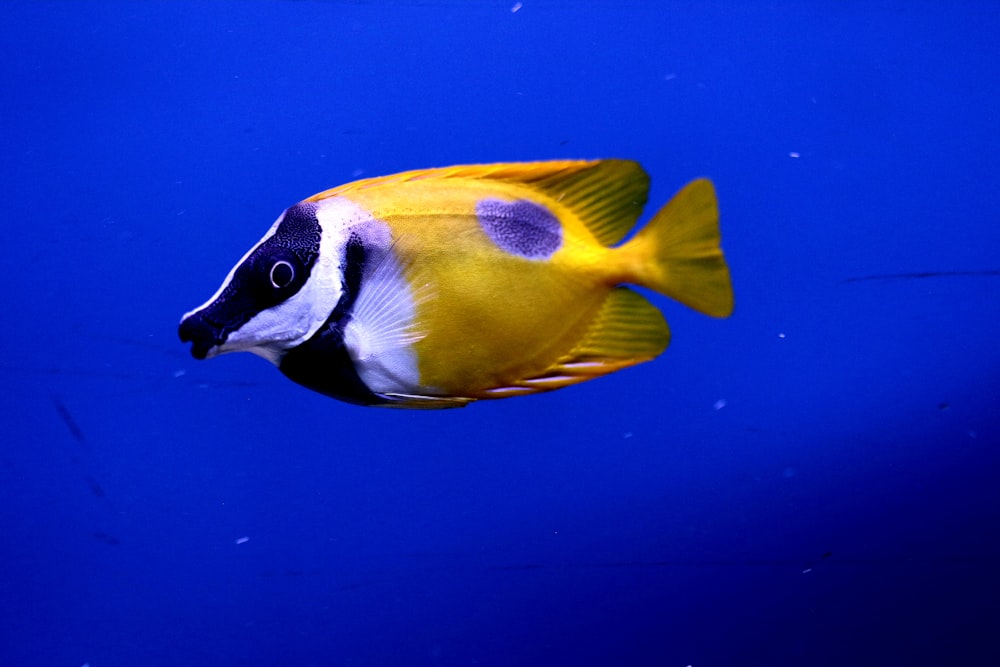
[178,160,733,408]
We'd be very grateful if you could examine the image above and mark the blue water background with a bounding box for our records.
[2,1,998,665]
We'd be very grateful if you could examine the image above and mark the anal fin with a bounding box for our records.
[565,286,670,364]
[376,392,475,409]
[481,287,671,397]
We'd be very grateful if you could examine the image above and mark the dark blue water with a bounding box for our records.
[2,2,998,665]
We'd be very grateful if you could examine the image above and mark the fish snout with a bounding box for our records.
[178,312,224,360]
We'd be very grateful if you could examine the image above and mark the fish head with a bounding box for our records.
[178,202,342,365]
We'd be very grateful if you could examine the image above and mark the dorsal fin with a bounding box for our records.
[513,160,649,246]
[309,160,650,247]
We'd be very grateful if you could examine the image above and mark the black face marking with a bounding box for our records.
[328,232,367,324]
[278,317,388,406]
[476,198,562,259]
[178,203,322,358]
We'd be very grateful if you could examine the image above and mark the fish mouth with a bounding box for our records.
[178,312,225,360]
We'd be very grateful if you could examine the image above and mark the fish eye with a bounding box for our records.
[241,248,307,306]
[269,260,295,289]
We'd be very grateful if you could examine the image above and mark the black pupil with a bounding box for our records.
[271,261,294,288]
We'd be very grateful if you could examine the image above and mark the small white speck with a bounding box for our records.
[235,536,249,545]
[713,399,727,410]
[778,332,786,339]
[511,2,522,12]
[802,568,813,574]
[789,152,801,158]
[172,369,186,378]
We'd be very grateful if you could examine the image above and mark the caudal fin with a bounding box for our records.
[624,178,734,317]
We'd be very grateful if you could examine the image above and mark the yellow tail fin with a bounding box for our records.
[624,178,734,318]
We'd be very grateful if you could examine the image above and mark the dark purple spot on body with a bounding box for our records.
[476,199,562,259]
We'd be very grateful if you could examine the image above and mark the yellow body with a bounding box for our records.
[308,160,732,402]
